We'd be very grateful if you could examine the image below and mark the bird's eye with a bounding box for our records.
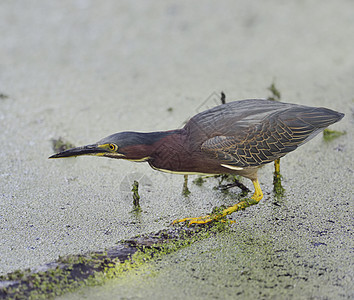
[108,144,118,151]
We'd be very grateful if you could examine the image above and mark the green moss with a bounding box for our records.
[323,129,346,142]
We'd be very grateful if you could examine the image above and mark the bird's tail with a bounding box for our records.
[279,106,344,146]
[300,107,344,128]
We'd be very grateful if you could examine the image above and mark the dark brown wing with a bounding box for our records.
[201,106,344,168]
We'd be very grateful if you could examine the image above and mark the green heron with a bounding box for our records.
[50,99,344,224]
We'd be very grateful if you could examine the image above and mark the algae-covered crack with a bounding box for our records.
[0,223,228,299]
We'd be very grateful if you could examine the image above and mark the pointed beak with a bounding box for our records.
[49,144,108,159]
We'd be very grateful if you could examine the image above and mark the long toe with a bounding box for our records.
[172,215,214,225]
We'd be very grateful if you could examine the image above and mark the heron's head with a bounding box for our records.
[49,131,164,161]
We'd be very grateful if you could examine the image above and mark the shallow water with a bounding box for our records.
[0,0,353,299]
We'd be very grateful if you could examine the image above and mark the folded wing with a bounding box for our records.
[201,106,343,168]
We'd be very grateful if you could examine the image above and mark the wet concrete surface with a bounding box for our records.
[0,0,353,299]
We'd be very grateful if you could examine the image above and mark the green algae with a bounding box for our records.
[322,128,346,142]
[0,223,229,299]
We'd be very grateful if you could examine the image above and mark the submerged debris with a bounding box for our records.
[183,175,191,196]
[0,224,228,299]
[273,158,285,199]
[323,129,346,142]
[214,174,250,194]
[193,174,250,194]
[51,137,75,153]
[267,82,285,196]
[0,93,9,99]
[131,180,141,211]
[267,82,281,101]
[193,176,206,186]
[220,91,226,104]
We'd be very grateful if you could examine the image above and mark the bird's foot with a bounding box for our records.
[172,204,231,225]
[171,215,212,225]
[171,199,256,226]
[172,196,262,226]
[172,179,263,226]
[171,214,235,225]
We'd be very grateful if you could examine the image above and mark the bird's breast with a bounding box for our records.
[148,134,225,174]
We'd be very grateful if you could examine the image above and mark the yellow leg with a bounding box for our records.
[274,159,280,173]
[172,179,264,225]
